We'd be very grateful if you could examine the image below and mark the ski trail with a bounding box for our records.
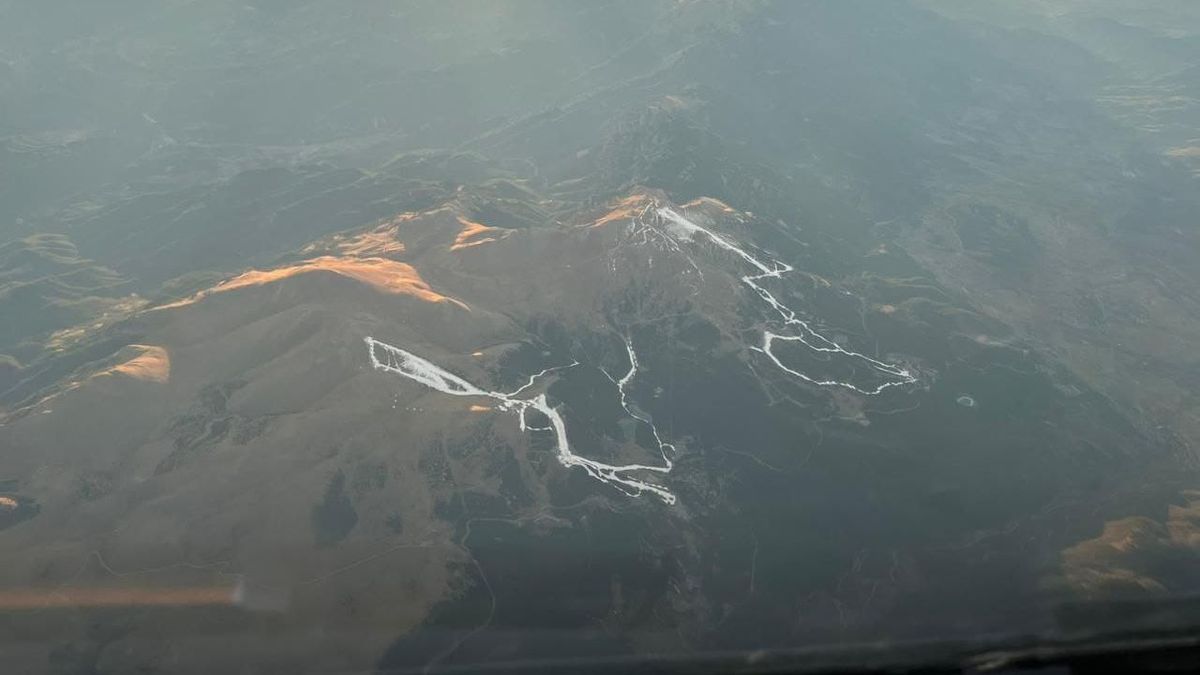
[653,205,915,395]
[362,200,910,503]
[603,338,675,471]
[365,337,676,504]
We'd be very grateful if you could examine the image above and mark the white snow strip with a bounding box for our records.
[365,337,676,504]
[603,338,676,470]
[654,206,916,396]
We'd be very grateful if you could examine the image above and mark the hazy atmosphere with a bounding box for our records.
[2,2,1200,673]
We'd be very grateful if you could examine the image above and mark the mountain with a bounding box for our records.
[1,189,1178,670]
[1,2,1199,673]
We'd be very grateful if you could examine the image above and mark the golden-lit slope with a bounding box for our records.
[450,217,508,251]
[158,257,468,311]
[94,345,171,384]
[1061,491,1200,596]
[590,194,653,228]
